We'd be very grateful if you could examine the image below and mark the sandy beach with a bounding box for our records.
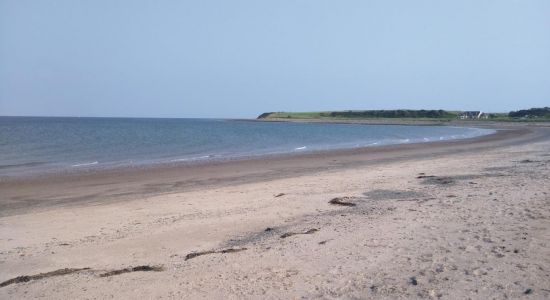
[1,124,549,299]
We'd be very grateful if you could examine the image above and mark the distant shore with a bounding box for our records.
[253,116,550,127]
[256,108,550,123]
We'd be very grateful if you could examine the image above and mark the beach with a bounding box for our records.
[1,123,549,299]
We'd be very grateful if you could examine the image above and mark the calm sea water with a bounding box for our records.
[0,117,495,178]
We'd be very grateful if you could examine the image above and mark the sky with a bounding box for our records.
[1,1,549,118]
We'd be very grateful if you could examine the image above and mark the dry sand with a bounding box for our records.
[1,125,549,299]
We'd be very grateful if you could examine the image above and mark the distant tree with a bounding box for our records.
[326,109,455,119]
[509,107,550,118]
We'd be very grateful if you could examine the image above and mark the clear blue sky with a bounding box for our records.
[1,1,549,118]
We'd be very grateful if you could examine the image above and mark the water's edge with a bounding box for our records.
[0,117,495,179]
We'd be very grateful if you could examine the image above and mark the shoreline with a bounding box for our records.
[1,122,549,298]
[1,124,547,217]
[0,120,495,181]
[0,123,494,182]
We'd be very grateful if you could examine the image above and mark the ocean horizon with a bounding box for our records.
[0,116,495,178]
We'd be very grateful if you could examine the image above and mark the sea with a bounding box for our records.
[0,117,495,178]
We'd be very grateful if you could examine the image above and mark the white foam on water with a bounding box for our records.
[72,161,99,167]
[170,155,211,162]
[294,146,307,150]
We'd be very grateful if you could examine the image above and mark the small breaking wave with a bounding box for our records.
[170,155,212,162]
[72,161,99,167]
[294,146,307,150]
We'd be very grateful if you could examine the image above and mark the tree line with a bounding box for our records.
[325,109,456,119]
[508,107,550,118]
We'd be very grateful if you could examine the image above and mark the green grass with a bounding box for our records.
[259,112,334,119]
[259,111,456,121]
[257,111,550,122]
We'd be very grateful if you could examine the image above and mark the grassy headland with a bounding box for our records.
[257,107,550,122]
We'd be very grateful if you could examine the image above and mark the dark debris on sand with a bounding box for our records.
[280,228,319,239]
[0,265,167,287]
[329,197,357,206]
[417,175,455,185]
[185,248,247,261]
[99,265,164,277]
[0,268,90,288]
[519,159,539,164]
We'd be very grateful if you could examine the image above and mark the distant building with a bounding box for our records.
[459,111,488,119]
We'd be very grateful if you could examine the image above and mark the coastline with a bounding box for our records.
[0,124,541,217]
[0,118,495,181]
[252,116,550,126]
[0,123,549,298]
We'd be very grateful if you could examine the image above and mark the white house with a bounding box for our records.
[459,111,488,119]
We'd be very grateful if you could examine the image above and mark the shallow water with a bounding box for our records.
[0,117,495,177]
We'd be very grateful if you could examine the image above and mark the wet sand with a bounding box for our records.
[0,125,540,217]
[1,124,549,299]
